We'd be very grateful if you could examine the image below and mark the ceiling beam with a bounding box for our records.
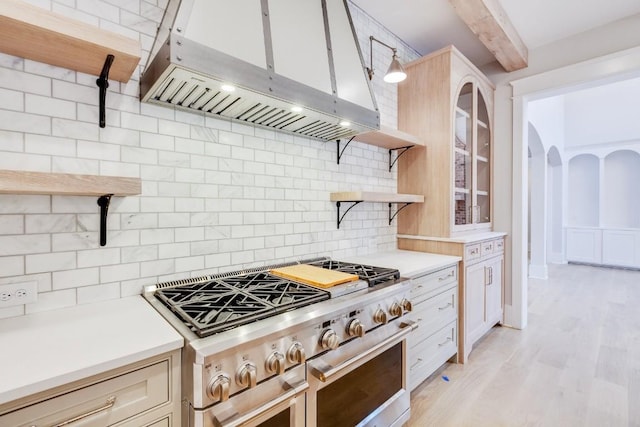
[449,0,528,71]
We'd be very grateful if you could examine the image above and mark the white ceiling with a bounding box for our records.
[351,0,640,68]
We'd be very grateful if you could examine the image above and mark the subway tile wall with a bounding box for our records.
[0,0,421,319]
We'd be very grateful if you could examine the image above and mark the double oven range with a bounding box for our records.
[144,258,416,427]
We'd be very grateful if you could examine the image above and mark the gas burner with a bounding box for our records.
[155,272,330,338]
[307,260,400,286]
[170,291,275,337]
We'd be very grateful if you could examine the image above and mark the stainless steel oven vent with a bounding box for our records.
[141,0,379,141]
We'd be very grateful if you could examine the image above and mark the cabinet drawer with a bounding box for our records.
[406,287,457,347]
[495,238,504,253]
[465,244,481,262]
[410,265,457,301]
[144,416,171,427]
[481,240,495,257]
[1,360,169,427]
[408,321,457,391]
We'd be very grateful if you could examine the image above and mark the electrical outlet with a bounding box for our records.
[0,281,38,308]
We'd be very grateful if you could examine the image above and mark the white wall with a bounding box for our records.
[0,0,419,319]
[564,77,640,146]
[528,96,565,153]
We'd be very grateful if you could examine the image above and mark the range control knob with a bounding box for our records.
[347,319,365,338]
[287,341,306,364]
[401,298,413,313]
[373,308,388,325]
[389,302,403,317]
[320,329,340,350]
[207,374,230,402]
[266,351,286,375]
[236,362,257,388]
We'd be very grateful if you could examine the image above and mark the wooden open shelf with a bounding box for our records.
[330,191,424,203]
[0,170,141,196]
[330,191,424,229]
[353,127,424,150]
[0,170,141,247]
[0,0,140,82]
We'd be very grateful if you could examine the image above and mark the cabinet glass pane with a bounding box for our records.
[476,91,490,224]
[477,194,490,223]
[455,151,471,191]
[455,82,473,226]
[477,92,490,160]
[456,83,472,150]
[455,191,471,225]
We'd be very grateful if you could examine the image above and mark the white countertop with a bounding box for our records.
[344,249,461,278]
[0,296,183,406]
[397,231,507,244]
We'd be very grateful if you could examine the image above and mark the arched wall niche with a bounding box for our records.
[602,150,640,228]
[568,154,599,227]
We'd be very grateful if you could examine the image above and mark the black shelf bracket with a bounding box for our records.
[97,194,113,246]
[336,200,362,229]
[388,202,414,225]
[96,54,115,128]
[336,136,355,164]
[388,145,414,171]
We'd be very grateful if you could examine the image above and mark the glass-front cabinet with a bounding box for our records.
[453,81,491,231]
[397,46,494,238]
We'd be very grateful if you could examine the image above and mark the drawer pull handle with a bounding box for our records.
[438,337,452,347]
[54,396,116,427]
[410,358,424,370]
[438,302,453,311]
[469,249,479,255]
[438,271,455,281]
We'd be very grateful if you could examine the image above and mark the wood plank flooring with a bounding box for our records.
[408,263,640,427]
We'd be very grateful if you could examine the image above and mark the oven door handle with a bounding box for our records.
[213,379,308,427]
[309,320,417,382]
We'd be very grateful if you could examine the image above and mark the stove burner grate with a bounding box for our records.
[306,260,400,286]
[155,272,330,337]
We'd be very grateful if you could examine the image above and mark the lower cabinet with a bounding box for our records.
[398,234,505,363]
[566,227,640,268]
[464,252,503,358]
[0,350,181,427]
[405,264,459,391]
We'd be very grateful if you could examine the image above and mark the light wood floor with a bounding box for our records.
[408,263,640,427]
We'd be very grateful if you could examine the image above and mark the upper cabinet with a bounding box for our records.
[396,46,495,237]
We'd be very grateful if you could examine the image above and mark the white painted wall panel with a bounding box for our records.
[602,229,639,267]
[566,228,602,264]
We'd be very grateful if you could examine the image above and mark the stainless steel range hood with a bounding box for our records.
[141,0,379,141]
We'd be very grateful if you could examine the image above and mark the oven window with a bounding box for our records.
[257,407,290,427]
[317,343,402,427]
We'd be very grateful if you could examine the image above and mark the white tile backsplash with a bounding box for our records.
[52,267,99,290]
[0,256,25,278]
[0,0,416,318]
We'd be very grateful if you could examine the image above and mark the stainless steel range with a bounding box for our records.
[144,257,415,427]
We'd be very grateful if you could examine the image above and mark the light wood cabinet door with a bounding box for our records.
[465,261,486,348]
[485,255,503,326]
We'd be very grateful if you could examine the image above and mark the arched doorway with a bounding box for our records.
[528,123,547,278]
[546,146,563,264]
